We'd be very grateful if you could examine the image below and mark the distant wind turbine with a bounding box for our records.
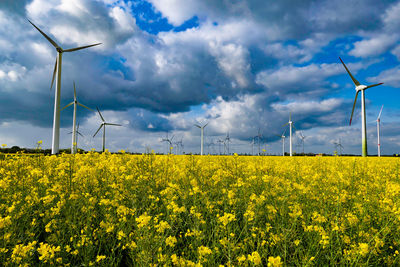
[225,132,231,155]
[194,122,208,155]
[68,122,83,152]
[29,20,101,154]
[255,128,263,156]
[161,133,174,154]
[333,138,344,155]
[276,128,287,156]
[339,57,383,157]
[299,131,306,154]
[377,105,384,157]
[217,139,224,155]
[93,107,122,152]
[250,137,256,156]
[174,137,184,155]
[283,113,296,156]
[61,82,92,154]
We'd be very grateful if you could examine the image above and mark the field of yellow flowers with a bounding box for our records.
[1,152,400,266]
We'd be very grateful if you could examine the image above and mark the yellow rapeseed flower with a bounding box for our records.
[268,256,282,267]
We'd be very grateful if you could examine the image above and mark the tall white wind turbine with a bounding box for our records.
[339,57,383,157]
[194,122,208,155]
[93,107,122,152]
[283,113,295,156]
[29,20,101,154]
[377,105,384,157]
[61,82,92,154]
[276,128,287,156]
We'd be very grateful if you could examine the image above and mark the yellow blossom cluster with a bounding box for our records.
[0,152,400,265]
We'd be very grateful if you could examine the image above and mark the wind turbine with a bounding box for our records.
[377,105,384,157]
[339,57,383,157]
[29,20,101,154]
[250,137,256,155]
[93,107,122,152]
[255,128,264,156]
[299,131,306,154]
[68,122,84,152]
[217,139,224,155]
[283,113,295,156]
[225,132,231,155]
[61,82,92,154]
[174,137,183,155]
[194,122,208,155]
[161,133,174,154]
[206,138,215,155]
[333,138,344,155]
[276,129,287,156]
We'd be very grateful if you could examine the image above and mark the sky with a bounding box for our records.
[1,0,400,155]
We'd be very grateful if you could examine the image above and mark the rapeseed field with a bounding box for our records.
[1,152,400,265]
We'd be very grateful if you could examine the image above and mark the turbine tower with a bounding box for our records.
[93,107,122,152]
[283,113,295,156]
[194,122,208,155]
[29,20,101,154]
[61,82,92,154]
[377,105,383,157]
[339,57,383,157]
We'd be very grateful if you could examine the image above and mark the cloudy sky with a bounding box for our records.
[1,0,400,155]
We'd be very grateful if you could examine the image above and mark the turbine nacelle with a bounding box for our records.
[355,85,367,91]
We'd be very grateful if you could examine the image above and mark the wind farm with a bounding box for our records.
[28,20,101,155]
[2,1,400,266]
[2,22,392,156]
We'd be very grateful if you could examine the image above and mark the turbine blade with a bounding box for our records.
[77,122,80,131]
[96,107,105,122]
[349,90,360,126]
[73,82,77,101]
[377,105,384,120]
[204,122,209,128]
[61,102,73,111]
[50,58,57,90]
[77,132,84,137]
[194,124,201,128]
[282,128,287,136]
[105,123,122,126]
[63,43,102,52]
[28,20,61,49]
[78,102,93,111]
[366,83,384,89]
[93,124,103,137]
[339,57,360,86]
[282,123,288,127]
